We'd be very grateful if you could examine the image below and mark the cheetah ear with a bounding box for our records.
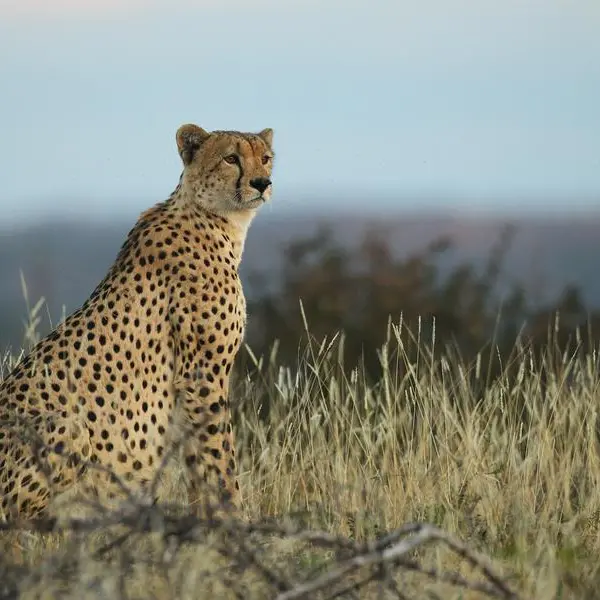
[257,128,273,147]
[176,123,210,166]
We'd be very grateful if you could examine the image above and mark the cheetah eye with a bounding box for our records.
[261,155,271,165]
[223,154,239,165]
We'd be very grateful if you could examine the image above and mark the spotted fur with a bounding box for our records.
[0,123,275,519]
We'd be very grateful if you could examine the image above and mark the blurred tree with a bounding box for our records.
[244,222,600,384]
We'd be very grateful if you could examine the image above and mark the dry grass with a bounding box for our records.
[1,309,599,599]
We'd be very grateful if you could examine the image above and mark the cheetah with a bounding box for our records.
[0,123,275,520]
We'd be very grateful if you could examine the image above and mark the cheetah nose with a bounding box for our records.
[249,177,272,194]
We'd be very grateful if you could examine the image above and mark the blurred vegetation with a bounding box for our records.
[245,223,600,383]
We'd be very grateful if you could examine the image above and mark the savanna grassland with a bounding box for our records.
[0,310,599,599]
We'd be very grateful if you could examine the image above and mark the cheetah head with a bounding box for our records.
[175,124,274,214]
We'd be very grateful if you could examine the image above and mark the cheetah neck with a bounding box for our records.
[168,191,256,266]
[220,208,256,245]
[208,209,256,263]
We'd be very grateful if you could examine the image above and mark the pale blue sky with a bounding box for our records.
[1,0,599,223]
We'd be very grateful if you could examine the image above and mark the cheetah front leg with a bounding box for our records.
[170,322,240,516]
[174,373,240,512]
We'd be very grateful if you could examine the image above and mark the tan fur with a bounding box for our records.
[0,124,275,519]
